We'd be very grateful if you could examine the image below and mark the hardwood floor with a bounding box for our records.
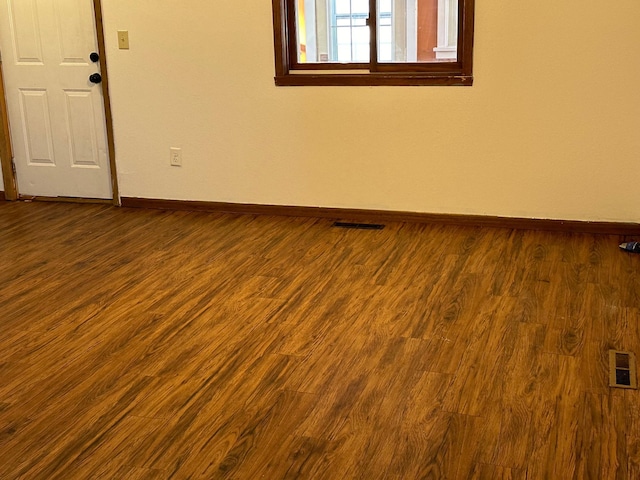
[0,201,639,479]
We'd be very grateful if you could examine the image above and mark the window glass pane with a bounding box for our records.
[352,26,369,44]
[354,42,370,62]
[379,43,392,62]
[379,25,392,43]
[337,44,352,62]
[377,0,458,63]
[351,0,369,14]
[294,0,459,65]
[295,0,370,64]
[335,0,351,14]
[337,27,351,46]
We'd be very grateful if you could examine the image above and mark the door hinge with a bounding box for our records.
[11,159,16,176]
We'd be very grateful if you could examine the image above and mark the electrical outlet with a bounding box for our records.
[170,147,182,167]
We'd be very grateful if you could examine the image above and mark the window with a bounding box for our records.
[272,0,475,86]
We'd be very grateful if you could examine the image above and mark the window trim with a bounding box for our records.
[271,0,475,86]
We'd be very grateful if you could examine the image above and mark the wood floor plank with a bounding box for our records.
[575,392,628,479]
[467,463,526,480]
[1,201,639,479]
[629,406,640,479]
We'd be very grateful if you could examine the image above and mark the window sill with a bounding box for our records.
[274,73,474,87]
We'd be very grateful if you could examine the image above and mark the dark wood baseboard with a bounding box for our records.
[0,191,5,201]
[19,195,112,205]
[120,197,640,236]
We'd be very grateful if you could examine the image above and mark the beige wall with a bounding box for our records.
[100,0,640,222]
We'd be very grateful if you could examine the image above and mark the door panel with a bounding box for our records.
[54,0,95,64]
[64,89,99,167]
[8,0,44,64]
[19,88,55,165]
[0,0,111,199]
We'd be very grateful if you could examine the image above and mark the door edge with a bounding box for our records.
[0,58,18,201]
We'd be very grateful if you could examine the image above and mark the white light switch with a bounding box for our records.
[117,31,129,50]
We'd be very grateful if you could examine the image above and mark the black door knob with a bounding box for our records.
[90,52,100,63]
[89,73,102,84]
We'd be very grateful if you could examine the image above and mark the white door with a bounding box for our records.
[0,0,111,199]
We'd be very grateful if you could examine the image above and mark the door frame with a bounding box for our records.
[0,55,17,200]
[0,0,119,205]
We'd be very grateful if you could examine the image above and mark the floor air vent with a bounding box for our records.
[609,350,638,389]
[333,222,385,230]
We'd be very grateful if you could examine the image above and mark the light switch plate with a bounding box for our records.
[117,31,129,50]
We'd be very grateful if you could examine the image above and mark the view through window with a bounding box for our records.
[295,0,458,64]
